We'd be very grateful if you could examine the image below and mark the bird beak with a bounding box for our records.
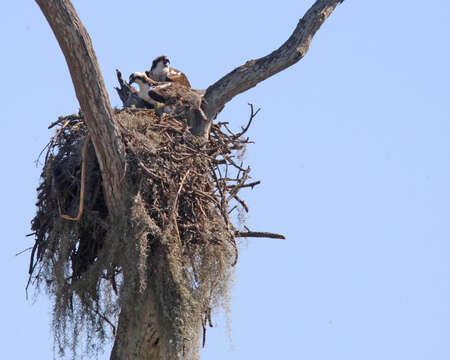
[129,75,135,84]
[164,60,170,67]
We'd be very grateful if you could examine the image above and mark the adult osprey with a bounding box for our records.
[146,55,191,88]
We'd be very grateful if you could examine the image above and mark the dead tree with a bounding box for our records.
[32,0,345,359]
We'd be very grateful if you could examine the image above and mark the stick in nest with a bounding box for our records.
[170,169,191,243]
[59,134,91,221]
[234,231,285,239]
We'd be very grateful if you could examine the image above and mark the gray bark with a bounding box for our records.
[35,0,126,218]
[111,240,201,360]
[202,0,344,120]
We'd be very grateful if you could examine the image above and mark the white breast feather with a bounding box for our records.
[152,62,170,81]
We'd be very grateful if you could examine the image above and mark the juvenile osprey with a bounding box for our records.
[129,71,209,137]
[146,55,191,88]
[129,72,171,108]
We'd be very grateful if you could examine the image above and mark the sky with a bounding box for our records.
[1,0,450,359]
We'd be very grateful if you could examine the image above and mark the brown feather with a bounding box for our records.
[167,67,191,88]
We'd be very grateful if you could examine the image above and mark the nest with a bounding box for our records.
[28,107,262,357]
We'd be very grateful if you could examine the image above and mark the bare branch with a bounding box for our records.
[233,103,260,139]
[227,180,261,190]
[202,0,344,119]
[35,0,126,217]
[235,231,286,240]
[15,247,33,257]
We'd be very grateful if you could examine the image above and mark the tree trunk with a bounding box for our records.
[35,0,126,218]
[110,238,202,360]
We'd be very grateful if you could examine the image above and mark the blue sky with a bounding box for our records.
[1,1,450,359]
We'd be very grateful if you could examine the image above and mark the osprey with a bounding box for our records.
[129,71,209,137]
[146,55,191,88]
[129,72,171,108]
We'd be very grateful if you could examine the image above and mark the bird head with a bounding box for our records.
[129,72,148,85]
[151,55,170,72]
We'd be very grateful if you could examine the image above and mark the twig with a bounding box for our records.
[171,170,191,216]
[37,119,72,165]
[47,113,82,129]
[227,167,250,201]
[224,155,246,172]
[234,231,286,239]
[227,236,239,266]
[195,197,207,218]
[227,180,260,190]
[93,308,117,336]
[201,307,214,348]
[52,119,71,139]
[59,134,91,221]
[228,205,237,214]
[15,247,33,256]
[202,313,207,348]
[213,159,227,165]
[28,241,39,275]
[170,170,191,244]
[234,195,249,213]
[193,190,220,206]
[137,159,162,180]
[207,309,213,327]
[234,103,260,139]
[223,123,236,137]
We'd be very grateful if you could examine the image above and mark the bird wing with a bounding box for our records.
[167,67,191,88]
[147,83,176,104]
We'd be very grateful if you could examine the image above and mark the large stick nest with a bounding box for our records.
[29,107,260,356]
